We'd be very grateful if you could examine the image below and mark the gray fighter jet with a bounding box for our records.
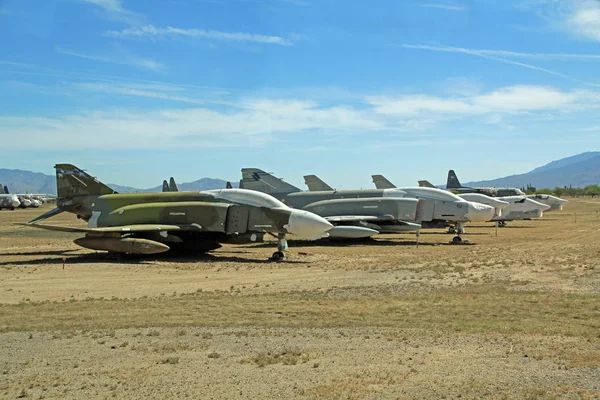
[240,169,494,242]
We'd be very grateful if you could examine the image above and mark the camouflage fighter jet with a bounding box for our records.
[446,170,525,197]
[19,164,333,260]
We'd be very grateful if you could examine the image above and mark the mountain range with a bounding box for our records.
[463,152,600,189]
[1,152,599,194]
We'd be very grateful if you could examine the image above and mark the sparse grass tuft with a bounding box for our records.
[243,347,310,367]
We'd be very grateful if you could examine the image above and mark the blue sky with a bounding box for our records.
[1,0,600,188]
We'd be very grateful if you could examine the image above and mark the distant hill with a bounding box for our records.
[0,169,237,194]
[110,178,238,193]
[0,169,56,194]
[464,152,600,189]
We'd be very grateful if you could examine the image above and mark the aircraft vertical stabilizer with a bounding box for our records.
[304,175,333,191]
[446,170,463,189]
[169,177,179,192]
[162,180,169,192]
[371,175,396,189]
[240,168,301,195]
[55,164,117,198]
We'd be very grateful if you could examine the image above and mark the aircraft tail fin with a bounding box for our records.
[169,177,179,192]
[303,175,333,191]
[239,168,300,195]
[0,184,4,194]
[162,180,169,192]
[55,164,117,198]
[446,170,462,189]
[371,175,396,189]
[418,180,436,188]
[3,186,8,194]
[226,181,233,189]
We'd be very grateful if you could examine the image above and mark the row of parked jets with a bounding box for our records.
[18,165,567,260]
[0,184,56,210]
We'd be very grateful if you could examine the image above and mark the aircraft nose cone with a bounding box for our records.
[12,200,20,208]
[465,202,495,222]
[285,210,333,239]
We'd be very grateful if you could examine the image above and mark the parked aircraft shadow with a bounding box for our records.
[239,238,440,248]
[0,251,309,266]
[0,249,79,257]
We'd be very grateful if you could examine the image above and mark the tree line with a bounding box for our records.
[523,184,600,197]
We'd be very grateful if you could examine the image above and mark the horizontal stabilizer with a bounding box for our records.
[28,204,78,224]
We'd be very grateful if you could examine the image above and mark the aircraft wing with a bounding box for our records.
[323,215,395,223]
[15,223,203,233]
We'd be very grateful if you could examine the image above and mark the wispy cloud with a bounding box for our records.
[104,25,293,46]
[397,44,600,86]
[2,82,599,150]
[366,85,598,116]
[565,0,600,41]
[72,82,236,106]
[56,47,165,72]
[520,0,600,42]
[83,0,126,12]
[81,0,143,25]
[418,3,467,11]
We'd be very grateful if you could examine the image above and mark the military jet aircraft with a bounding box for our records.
[19,164,333,260]
[315,175,498,235]
[0,183,20,210]
[525,194,567,211]
[446,170,525,197]
[416,179,509,218]
[240,169,422,239]
[240,169,494,243]
[1,186,42,208]
[366,174,497,238]
[416,179,550,226]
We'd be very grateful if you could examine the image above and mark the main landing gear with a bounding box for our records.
[271,233,288,261]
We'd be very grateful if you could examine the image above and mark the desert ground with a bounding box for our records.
[0,199,599,399]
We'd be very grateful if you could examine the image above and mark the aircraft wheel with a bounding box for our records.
[271,251,285,261]
[452,236,462,244]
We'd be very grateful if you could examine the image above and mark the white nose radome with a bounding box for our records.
[465,202,495,222]
[284,210,333,239]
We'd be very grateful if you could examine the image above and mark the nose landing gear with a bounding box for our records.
[271,233,288,261]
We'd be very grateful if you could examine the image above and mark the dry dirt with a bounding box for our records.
[0,199,599,399]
